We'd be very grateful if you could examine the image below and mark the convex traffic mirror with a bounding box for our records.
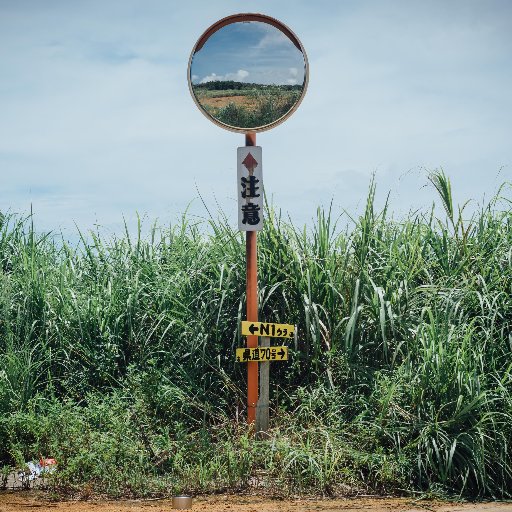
[188,14,308,132]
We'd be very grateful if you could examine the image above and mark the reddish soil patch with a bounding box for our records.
[198,95,258,110]
[1,493,512,512]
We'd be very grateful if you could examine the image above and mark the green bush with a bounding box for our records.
[0,174,511,498]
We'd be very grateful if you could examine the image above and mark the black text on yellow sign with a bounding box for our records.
[236,346,288,362]
[241,321,294,338]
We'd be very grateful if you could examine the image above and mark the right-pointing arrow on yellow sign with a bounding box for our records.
[236,346,289,362]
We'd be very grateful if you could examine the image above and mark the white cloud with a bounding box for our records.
[199,68,304,86]
[200,72,219,83]
[200,69,249,83]
[255,27,289,49]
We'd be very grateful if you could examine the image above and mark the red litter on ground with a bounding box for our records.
[40,458,57,468]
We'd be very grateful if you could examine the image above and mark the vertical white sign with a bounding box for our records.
[237,146,263,231]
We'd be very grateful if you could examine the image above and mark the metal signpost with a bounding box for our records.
[241,133,260,424]
[188,13,308,434]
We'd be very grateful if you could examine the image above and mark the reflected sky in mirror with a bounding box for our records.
[191,21,305,86]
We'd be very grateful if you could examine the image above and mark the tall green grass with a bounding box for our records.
[0,173,511,498]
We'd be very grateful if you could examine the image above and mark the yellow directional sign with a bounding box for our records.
[236,346,288,362]
[241,321,294,338]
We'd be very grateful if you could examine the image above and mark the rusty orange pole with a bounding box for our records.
[245,131,258,425]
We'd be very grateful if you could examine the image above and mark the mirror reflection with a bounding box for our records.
[190,20,306,130]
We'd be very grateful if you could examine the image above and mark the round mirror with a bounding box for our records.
[188,14,308,133]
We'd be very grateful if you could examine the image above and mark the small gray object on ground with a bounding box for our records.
[172,495,193,509]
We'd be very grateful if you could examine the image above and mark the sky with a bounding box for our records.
[191,21,306,86]
[0,0,511,240]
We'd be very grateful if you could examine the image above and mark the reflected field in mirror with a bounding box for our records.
[189,16,308,132]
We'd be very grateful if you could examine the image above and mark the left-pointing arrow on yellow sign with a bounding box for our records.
[241,321,295,339]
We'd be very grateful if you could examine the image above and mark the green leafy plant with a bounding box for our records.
[0,175,511,498]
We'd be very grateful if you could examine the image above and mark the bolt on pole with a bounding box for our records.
[245,131,258,425]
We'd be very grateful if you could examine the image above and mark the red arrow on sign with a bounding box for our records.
[242,152,258,176]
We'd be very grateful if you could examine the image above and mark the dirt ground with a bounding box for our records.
[1,493,512,512]
[198,94,258,110]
